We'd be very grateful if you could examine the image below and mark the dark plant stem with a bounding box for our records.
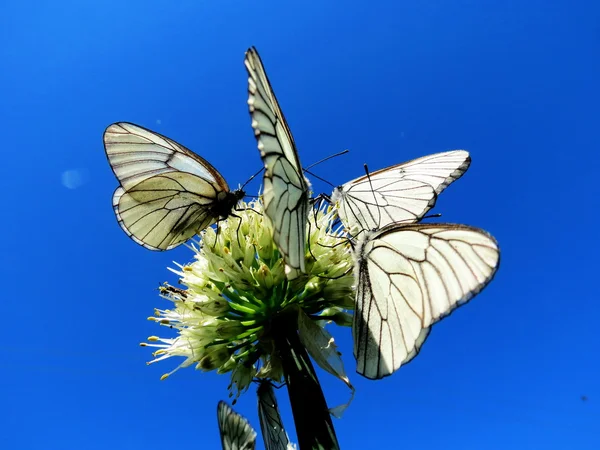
[271,313,340,450]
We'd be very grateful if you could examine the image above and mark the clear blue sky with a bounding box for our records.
[1,1,598,449]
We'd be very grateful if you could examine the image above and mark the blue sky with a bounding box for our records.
[1,1,598,448]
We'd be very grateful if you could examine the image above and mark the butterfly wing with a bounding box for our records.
[354,223,500,379]
[104,122,235,250]
[112,174,219,250]
[104,122,230,190]
[217,401,257,450]
[245,47,310,279]
[257,382,290,450]
[332,150,471,235]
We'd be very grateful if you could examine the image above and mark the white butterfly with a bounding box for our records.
[353,222,500,379]
[331,150,471,236]
[257,382,292,450]
[245,47,310,280]
[104,122,245,250]
[217,401,257,450]
[331,151,499,379]
[352,224,500,379]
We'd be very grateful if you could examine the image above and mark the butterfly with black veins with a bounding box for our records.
[330,150,500,379]
[217,401,257,450]
[104,122,246,250]
[257,381,291,450]
[331,150,471,236]
[245,47,311,280]
[353,223,500,379]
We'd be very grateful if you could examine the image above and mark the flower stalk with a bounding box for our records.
[271,308,340,450]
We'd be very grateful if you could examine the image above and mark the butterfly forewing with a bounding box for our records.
[257,382,290,450]
[381,150,471,195]
[354,223,500,379]
[104,122,243,250]
[245,47,310,279]
[104,122,229,190]
[217,401,257,450]
[334,179,436,236]
[332,150,471,235]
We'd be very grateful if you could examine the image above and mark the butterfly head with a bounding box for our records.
[233,188,246,201]
[330,186,344,206]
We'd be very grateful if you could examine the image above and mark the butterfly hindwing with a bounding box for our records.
[257,382,290,450]
[218,401,257,450]
[353,223,500,379]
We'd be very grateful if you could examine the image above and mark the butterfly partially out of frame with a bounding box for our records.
[257,381,291,450]
[245,47,310,280]
[104,122,245,250]
[217,401,257,450]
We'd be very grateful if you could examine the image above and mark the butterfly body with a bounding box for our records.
[211,189,246,219]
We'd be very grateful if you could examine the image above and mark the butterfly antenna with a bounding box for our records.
[303,149,350,187]
[240,166,265,190]
[304,149,349,171]
[363,163,382,228]
[305,169,336,187]
[422,213,442,220]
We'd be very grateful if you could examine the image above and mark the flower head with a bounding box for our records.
[143,199,354,400]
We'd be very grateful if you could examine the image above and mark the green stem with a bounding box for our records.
[271,312,340,450]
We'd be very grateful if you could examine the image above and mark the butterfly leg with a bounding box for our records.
[228,213,245,248]
[316,237,351,250]
[212,219,222,251]
[251,378,287,389]
[235,206,262,217]
[315,265,353,280]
